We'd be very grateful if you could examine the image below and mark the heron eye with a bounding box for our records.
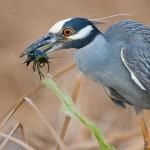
[62,28,73,36]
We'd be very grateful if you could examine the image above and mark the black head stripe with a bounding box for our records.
[62,18,101,48]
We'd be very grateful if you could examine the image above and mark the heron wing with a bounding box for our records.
[121,44,150,92]
[104,20,150,46]
[103,86,131,109]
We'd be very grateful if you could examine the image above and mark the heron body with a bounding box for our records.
[74,20,150,110]
[20,18,150,111]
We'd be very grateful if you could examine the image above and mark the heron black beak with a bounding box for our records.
[20,32,63,58]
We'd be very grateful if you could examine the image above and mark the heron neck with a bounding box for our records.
[74,34,109,76]
[75,33,108,53]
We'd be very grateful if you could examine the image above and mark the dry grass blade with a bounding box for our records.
[19,123,28,144]
[99,13,132,20]
[56,73,83,150]
[53,62,75,77]
[24,97,68,150]
[0,131,35,150]
[124,140,143,150]
[0,62,75,129]
[60,73,83,139]
[44,75,114,150]
[0,62,75,149]
[107,130,139,145]
[0,96,67,150]
[89,13,132,24]
[68,130,139,150]
[0,122,27,149]
[0,123,20,149]
[68,140,98,150]
[71,73,83,102]
[0,98,25,129]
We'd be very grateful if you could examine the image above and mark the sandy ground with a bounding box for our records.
[0,0,150,149]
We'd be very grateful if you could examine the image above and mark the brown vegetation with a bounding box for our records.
[0,0,150,149]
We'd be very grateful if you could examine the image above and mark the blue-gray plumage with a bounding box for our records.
[122,44,150,92]
[74,20,150,111]
[20,17,150,148]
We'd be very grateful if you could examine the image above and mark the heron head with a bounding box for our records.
[20,17,103,58]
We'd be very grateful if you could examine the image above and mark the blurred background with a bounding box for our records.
[0,0,150,149]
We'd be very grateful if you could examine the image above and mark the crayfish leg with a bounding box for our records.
[32,62,37,72]
[37,62,44,80]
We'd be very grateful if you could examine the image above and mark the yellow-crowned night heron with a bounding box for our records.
[20,18,150,149]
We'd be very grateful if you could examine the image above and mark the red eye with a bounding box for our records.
[62,28,73,36]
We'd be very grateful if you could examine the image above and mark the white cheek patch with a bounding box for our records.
[121,48,146,90]
[49,18,72,33]
[69,25,93,40]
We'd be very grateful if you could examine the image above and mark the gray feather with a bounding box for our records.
[104,20,150,47]
[121,44,150,92]
[103,86,131,109]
